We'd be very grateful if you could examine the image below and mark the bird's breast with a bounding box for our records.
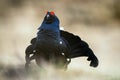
[36,34,61,53]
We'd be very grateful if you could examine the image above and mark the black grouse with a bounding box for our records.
[25,11,99,69]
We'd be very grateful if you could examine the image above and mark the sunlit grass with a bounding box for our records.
[0,0,120,80]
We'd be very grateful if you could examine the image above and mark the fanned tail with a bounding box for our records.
[60,30,99,67]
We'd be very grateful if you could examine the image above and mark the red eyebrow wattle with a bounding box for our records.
[50,12,54,15]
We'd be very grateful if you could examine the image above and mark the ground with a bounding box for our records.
[0,0,120,79]
[0,24,120,80]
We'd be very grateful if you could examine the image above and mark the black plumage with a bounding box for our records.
[60,30,98,67]
[25,11,99,69]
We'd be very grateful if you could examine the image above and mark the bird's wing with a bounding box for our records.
[60,30,99,67]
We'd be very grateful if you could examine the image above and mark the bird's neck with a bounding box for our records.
[40,22,59,30]
[37,28,60,40]
[37,20,60,40]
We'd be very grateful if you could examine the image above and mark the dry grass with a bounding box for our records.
[0,0,120,80]
[0,63,119,80]
[0,25,120,80]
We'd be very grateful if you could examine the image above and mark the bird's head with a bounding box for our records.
[39,11,60,32]
[44,11,56,24]
[43,11,59,25]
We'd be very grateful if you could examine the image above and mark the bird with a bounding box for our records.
[25,11,99,69]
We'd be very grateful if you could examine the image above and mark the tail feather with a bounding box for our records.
[60,30,99,67]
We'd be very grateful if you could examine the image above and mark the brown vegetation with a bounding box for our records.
[0,0,120,80]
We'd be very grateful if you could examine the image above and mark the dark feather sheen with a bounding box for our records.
[60,30,99,67]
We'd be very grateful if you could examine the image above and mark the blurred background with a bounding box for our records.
[0,0,120,80]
